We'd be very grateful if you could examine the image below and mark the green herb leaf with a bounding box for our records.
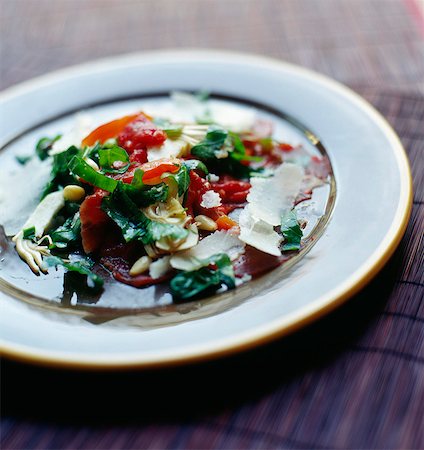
[191,127,228,160]
[166,165,190,197]
[190,128,262,179]
[41,145,82,199]
[15,155,32,165]
[68,156,118,192]
[124,182,169,207]
[36,135,62,161]
[101,186,188,244]
[23,226,36,240]
[182,159,209,175]
[281,209,303,251]
[170,253,235,302]
[49,212,81,249]
[229,132,262,162]
[98,145,130,174]
[44,255,103,291]
[121,169,169,207]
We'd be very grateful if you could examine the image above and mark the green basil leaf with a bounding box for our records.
[101,186,188,245]
[68,156,118,192]
[44,255,103,291]
[182,159,209,175]
[170,253,235,302]
[98,145,130,174]
[123,182,169,208]
[16,155,32,165]
[281,209,303,251]
[166,165,190,197]
[49,212,81,250]
[36,135,62,161]
[23,226,36,240]
[41,145,82,199]
[191,127,228,160]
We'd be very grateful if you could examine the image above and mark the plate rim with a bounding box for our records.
[0,49,413,370]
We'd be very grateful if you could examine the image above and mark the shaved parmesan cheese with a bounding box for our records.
[200,190,222,208]
[0,158,52,236]
[209,104,256,132]
[170,230,245,271]
[50,114,93,155]
[147,139,189,162]
[247,163,304,226]
[239,207,282,256]
[20,191,65,238]
[149,256,172,279]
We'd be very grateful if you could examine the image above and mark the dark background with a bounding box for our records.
[1,1,423,449]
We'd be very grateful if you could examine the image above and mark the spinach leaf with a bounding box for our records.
[167,165,190,197]
[23,226,36,240]
[190,128,262,179]
[44,255,103,291]
[121,169,170,207]
[170,253,235,302]
[68,156,118,192]
[41,145,81,199]
[182,159,208,175]
[98,145,130,174]
[229,132,262,162]
[36,135,62,161]
[49,212,81,249]
[101,186,188,245]
[281,209,303,251]
[15,155,32,165]
[191,127,228,160]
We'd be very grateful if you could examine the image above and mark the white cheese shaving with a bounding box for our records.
[147,139,189,162]
[20,190,65,237]
[247,163,304,226]
[0,157,51,236]
[49,114,93,155]
[170,230,245,272]
[149,256,172,279]
[239,207,282,256]
[238,163,303,256]
[200,190,222,208]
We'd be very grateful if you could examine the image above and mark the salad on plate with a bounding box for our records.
[4,93,330,303]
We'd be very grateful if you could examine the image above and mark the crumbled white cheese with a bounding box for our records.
[215,149,229,159]
[235,273,252,287]
[239,207,282,256]
[170,230,245,271]
[50,113,93,155]
[247,163,304,226]
[200,190,222,209]
[149,256,172,279]
[207,173,220,182]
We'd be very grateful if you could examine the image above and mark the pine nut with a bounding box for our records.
[63,185,86,202]
[129,256,151,276]
[84,157,100,171]
[194,215,218,231]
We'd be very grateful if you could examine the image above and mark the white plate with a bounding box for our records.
[0,50,412,369]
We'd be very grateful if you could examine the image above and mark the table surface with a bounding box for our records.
[1,1,423,449]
